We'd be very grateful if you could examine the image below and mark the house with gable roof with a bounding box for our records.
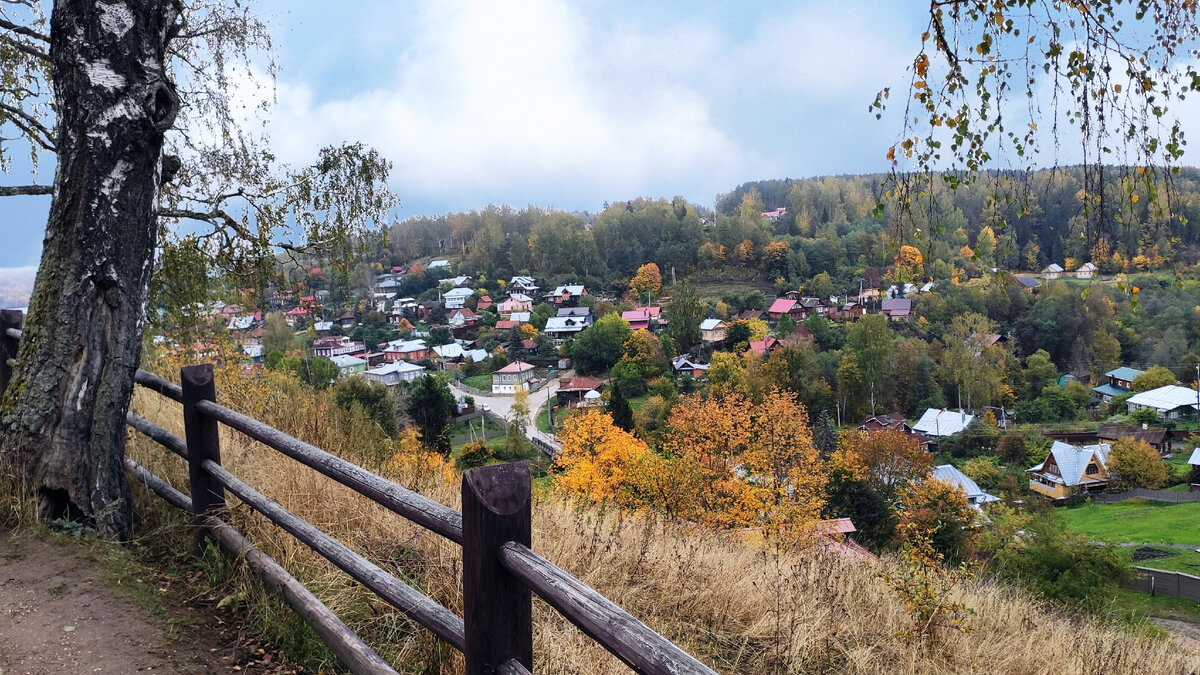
[1027,441,1111,499]
[1126,384,1200,421]
[1092,366,1144,403]
[1042,263,1064,279]
[932,464,1000,511]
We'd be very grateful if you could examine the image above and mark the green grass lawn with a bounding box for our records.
[1062,500,1200,546]
[1128,548,1200,575]
[460,374,492,390]
[535,403,570,433]
[1108,587,1200,625]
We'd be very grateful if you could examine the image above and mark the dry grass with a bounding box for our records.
[125,372,1200,675]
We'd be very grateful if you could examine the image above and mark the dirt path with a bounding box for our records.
[1155,618,1200,654]
[0,531,288,674]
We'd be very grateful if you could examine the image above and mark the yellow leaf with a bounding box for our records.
[1114,84,1123,93]
[1131,193,1140,203]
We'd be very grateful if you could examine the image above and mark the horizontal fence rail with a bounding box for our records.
[0,310,719,675]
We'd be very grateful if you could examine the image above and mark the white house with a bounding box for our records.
[1042,263,1064,279]
[1075,261,1097,279]
[912,408,974,437]
[442,287,474,309]
[1126,385,1200,421]
[364,361,425,387]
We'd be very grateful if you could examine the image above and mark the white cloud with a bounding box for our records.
[265,0,758,210]
[0,266,36,309]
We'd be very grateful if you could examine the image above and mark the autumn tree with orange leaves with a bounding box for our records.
[554,409,652,502]
[836,429,932,503]
[629,262,662,301]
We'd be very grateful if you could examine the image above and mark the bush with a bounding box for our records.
[456,441,494,470]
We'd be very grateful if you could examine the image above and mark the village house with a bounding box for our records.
[442,287,474,309]
[746,336,782,357]
[1027,441,1111,499]
[383,339,429,363]
[556,377,603,407]
[450,275,473,287]
[1126,384,1200,421]
[312,336,366,359]
[767,298,797,321]
[1075,261,1097,279]
[1042,263,1064,279]
[476,295,493,312]
[700,318,727,343]
[498,294,533,317]
[544,284,587,306]
[365,361,425,387]
[509,276,539,296]
[912,408,974,438]
[1016,276,1040,292]
[879,298,912,321]
[329,354,367,377]
[932,464,1000,511]
[544,315,590,344]
[492,361,536,394]
[834,302,864,320]
[671,355,710,379]
[858,412,912,434]
[448,307,477,328]
[621,306,663,332]
[338,311,356,329]
[1092,366,1144,403]
[428,259,451,270]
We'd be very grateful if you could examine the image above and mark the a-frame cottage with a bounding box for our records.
[1026,441,1111,500]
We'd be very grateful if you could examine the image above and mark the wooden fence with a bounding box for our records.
[0,311,715,675]
[1091,488,1200,504]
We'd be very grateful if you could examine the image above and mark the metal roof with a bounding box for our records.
[911,408,974,437]
[1126,385,1200,412]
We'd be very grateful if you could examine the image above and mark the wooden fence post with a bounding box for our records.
[462,462,532,675]
[181,364,225,552]
[0,309,23,394]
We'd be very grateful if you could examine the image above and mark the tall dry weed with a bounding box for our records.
[126,364,1200,674]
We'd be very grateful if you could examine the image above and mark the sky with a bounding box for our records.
[1,0,927,280]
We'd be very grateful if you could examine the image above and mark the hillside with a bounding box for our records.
[119,367,1200,674]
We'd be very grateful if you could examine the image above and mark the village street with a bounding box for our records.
[448,378,563,454]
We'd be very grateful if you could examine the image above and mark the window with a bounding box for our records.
[1086,464,1099,475]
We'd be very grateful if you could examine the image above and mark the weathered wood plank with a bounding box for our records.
[126,412,187,459]
[181,365,225,552]
[200,458,466,651]
[500,542,718,675]
[123,456,399,674]
[134,368,183,402]
[194,398,463,544]
[463,463,532,675]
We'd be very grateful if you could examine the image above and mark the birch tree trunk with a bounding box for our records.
[0,0,180,539]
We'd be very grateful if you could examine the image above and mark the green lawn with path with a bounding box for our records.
[1062,500,1200,546]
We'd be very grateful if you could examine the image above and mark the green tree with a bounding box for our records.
[725,320,752,350]
[607,382,635,432]
[845,314,893,413]
[333,378,397,436]
[407,374,456,456]
[505,388,532,459]
[1132,366,1177,393]
[665,281,703,352]
[571,313,632,374]
[287,357,340,391]
[263,312,297,355]
[1023,349,1058,399]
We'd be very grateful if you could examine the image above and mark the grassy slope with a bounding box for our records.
[1062,500,1200,546]
[124,380,1200,675]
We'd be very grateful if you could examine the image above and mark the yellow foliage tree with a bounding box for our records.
[629,262,663,300]
[519,323,538,340]
[894,244,924,280]
[554,410,652,502]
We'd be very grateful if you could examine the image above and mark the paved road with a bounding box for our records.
[449,378,562,454]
